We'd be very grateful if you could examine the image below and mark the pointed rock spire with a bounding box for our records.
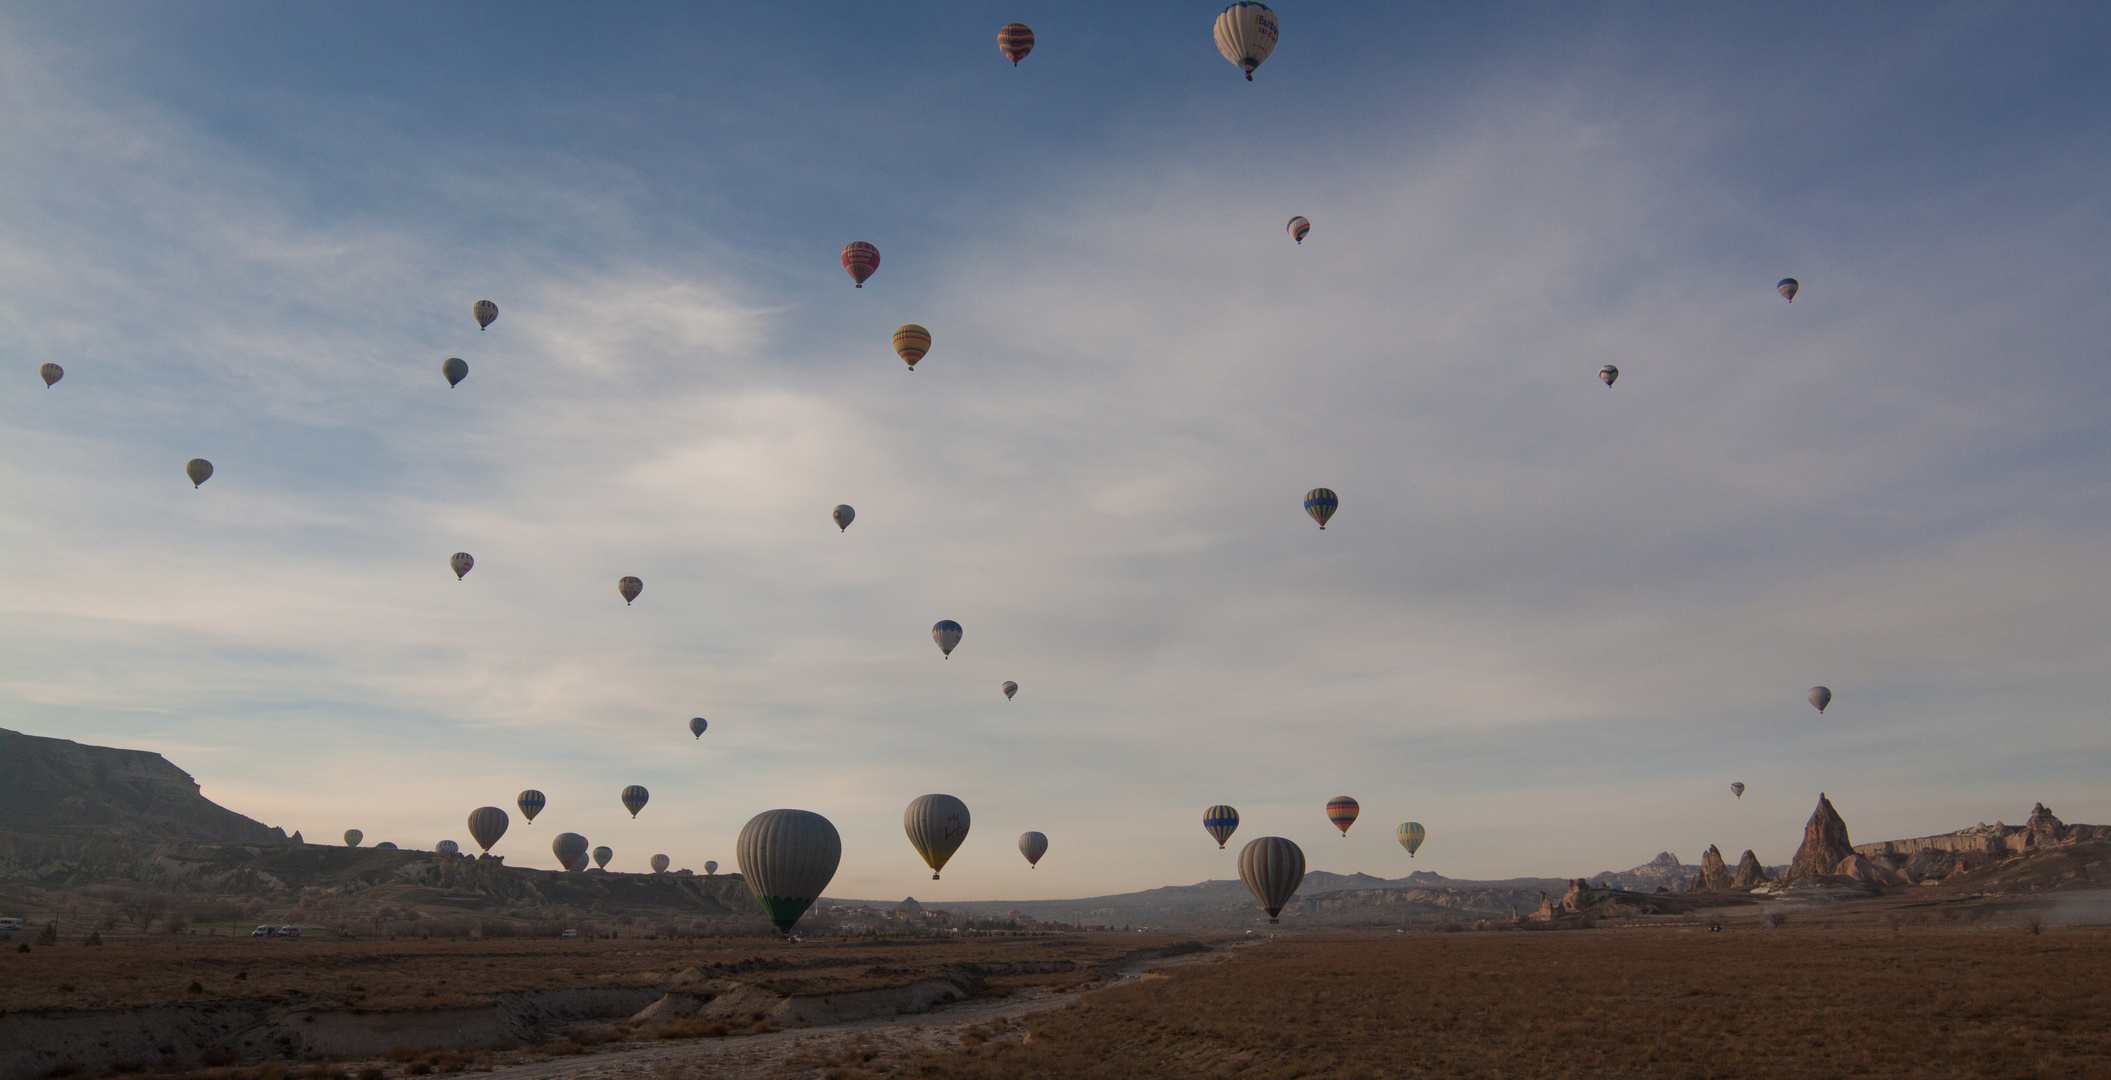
[1786,793,1855,882]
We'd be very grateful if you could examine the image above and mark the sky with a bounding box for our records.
[3,2,2110,901]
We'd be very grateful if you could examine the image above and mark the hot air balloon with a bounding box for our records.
[689,716,708,739]
[737,809,842,933]
[1019,831,1048,868]
[518,789,546,823]
[473,300,498,329]
[553,832,589,871]
[933,620,962,658]
[1287,216,1310,243]
[436,840,460,855]
[705,860,719,876]
[1397,822,1425,857]
[39,363,62,387]
[1808,686,1832,713]
[998,23,1034,65]
[651,853,670,873]
[467,807,509,852]
[833,505,855,532]
[841,242,880,288]
[621,785,650,818]
[1002,681,1018,701]
[1731,782,1745,799]
[451,552,474,580]
[1239,836,1305,922]
[1304,488,1337,529]
[344,829,364,848]
[186,459,213,488]
[1204,805,1240,849]
[592,846,613,870]
[1600,365,1619,387]
[1326,796,1360,837]
[905,794,971,880]
[441,357,468,388]
[376,842,398,850]
[619,576,643,605]
[893,324,930,370]
[1214,2,1280,81]
[1777,278,1799,302]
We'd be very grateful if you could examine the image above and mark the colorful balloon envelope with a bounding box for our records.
[473,299,498,329]
[998,23,1034,65]
[621,785,650,818]
[1214,2,1280,81]
[905,793,971,880]
[1731,782,1745,799]
[893,324,931,370]
[1304,488,1337,529]
[1286,216,1310,243]
[1599,365,1619,387]
[619,576,643,605]
[1777,278,1799,302]
[553,832,589,870]
[450,552,474,580]
[933,620,962,658]
[833,504,855,532]
[343,829,363,848]
[1808,686,1832,713]
[517,789,546,823]
[1002,680,1018,700]
[1397,821,1425,857]
[468,806,509,852]
[442,357,468,388]
[737,809,841,933]
[841,242,880,288]
[1203,805,1240,849]
[186,458,214,488]
[1326,796,1360,836]
[689,716,708,739]
[1018,830,1048,867]
[650,853,670,873]
[436,840,460,856]
[1239,836,1305,921]
[39,363,62,387]
[592,845,613,869]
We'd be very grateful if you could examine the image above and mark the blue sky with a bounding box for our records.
[3,3,2110,900]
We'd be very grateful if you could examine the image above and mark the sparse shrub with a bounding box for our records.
[36,923,58,946]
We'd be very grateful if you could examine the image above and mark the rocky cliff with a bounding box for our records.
[1730,850,1769,890]
[1785,794,1855,882]
[1692,845,1735,891]
[0,728,286,843]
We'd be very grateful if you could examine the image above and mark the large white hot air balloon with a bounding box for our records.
[1214,3,1280,81]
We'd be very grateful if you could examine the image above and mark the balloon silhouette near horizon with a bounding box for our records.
[467,807,509,853]
[553,832,589,872]
[592,845,613,870]
[1019,831,1048,868]
[1327,796,1360,837]
[905,794,971,880]
[651,853,670,873]
[517,789,545,823]
[737,809,841,934]
[1239,836,1305,922]
[621,785,649,818]
[343,829,363,848]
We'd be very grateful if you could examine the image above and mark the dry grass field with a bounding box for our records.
[830,927,2111,1080]
[0,933,1188,1013]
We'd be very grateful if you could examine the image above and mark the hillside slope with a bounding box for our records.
[0,727,286,842]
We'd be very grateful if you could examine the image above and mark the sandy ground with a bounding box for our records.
[464,942,1244,1080]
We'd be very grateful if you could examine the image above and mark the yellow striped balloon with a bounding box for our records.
[1397,821,1425,857]
[893,324,931,370]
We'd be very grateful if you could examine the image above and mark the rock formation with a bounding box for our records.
[0,727,287,843]
[1834,854,1907,887]
[1785,793,1854,882]
[1693,845,1735,891]
[1730,850,1768,890]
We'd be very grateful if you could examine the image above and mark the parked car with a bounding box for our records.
[0,918,24,932]
[251,925,277,937]
[560,929,577,938]
[277,925,302,938]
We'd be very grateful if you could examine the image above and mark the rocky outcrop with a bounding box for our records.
[1692,845,1735,891]
[1731,850,1769,890]
[1589,851,1698,892]
[1785,794,1854,882]
[0,728,287,843]
[1834,854,1907,887]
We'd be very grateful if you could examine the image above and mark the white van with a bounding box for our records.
[252,925,277,937]
[278,926,302,938]
[0,918,24,932]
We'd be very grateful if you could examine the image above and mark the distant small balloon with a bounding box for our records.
[1019,831,1048,868]
[933,620,962,658]
[689,716,708,739]
[842,242,880,288]
[1326,796,1360,837]
[1777,278,1800,303]
[1808,686,1832,713]
[1599,365,1619,387]
[344,830,363,848]
[1731,782,1746,799]
[442,357,468,388]
[517,789,546,823]
[592,845,613,870]
[833,505,855,532]
[473,300,498,329]
[186,459,213,488]
[651,853,670,873]
[1002,680,1018,701]
[436,840,460,855]
[893,324,930,370]
[1397,822,1425,857]
[619,576,643,605]
[553,832,589,870]
[621,785,650,818]
[1286,216,1310,244]
[705,860,719,875]
[1204,805,1240,849]
[451,552,474,580]
[39,363,62,387]
[376,842,398,850]
[468,806,509,852]
[1304,487,1337,529]
[998,23,1034,65]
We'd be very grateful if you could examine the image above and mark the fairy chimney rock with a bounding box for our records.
[2026,802,2067,846]
[1730,849,1769,890]
[1785,793,1854,882]
[1693,844,1735,891]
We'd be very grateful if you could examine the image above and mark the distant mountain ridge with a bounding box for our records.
[0,727,287,843]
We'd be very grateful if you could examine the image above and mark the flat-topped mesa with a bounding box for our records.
[1693,845,1736,892]
[1785,793,1854,883]
[1730,850,1769,890]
